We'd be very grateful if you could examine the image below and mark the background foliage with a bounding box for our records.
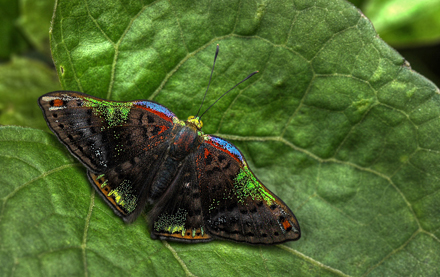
[1,0,440,276]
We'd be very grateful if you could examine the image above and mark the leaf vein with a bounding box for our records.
[163,241,196,277]
[166,0,189,53]
[107,0,160,99]
[57,2,84,91]
[277,245,351,277]
[82,190,95,277]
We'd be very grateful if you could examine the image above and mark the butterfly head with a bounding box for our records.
[186,116,203,130]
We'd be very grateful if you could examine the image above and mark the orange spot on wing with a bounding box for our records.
[282,218,292,231]
[204,148,210,158]
[53,99,64,107]
[158,125,168,134]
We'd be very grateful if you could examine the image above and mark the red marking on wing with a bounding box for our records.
[204,148,210,159]
[142,136,165,152]
[134,104,173,123]
[282,218,292,231]
[158,125,168,135]
[206,140,241,163]
[53,99,64,107]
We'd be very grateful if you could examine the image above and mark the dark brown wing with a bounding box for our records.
[195,135,300,244]
[38,91,177,222]
[148,153,213,242]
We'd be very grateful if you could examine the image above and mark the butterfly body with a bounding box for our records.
[39,91,300,244]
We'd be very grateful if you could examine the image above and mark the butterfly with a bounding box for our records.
[38,46,300,244]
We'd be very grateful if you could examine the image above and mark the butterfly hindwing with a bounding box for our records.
[38,91,177,222]
[149,153,212,242]
[87,138,170,222]
[196,136,301,244]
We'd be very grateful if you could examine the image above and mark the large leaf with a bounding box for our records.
[362,0,440,47]
[0,56,61,131]
[1,0,440,276]
[16,0,56,56]
[0,0,29,59]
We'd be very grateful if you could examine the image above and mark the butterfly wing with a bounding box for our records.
[196,135,301,244]
[148,134,300,244]
[149,153,213,242]
[38,91,177,222]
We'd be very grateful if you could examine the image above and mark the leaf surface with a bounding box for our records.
[363,0,440,47]
[0,56,61,131]
[2,0,440,276]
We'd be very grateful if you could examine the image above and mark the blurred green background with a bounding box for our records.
[1,0,440,129]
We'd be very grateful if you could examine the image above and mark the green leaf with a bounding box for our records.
[16,0,56,56]
[0,56,61,131]
[2,0,440,276]
[362,0,440,47]
[0,0,29,59]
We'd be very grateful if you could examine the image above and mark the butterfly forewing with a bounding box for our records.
[196,136,300,244]
[38,92,175,170]
[38,91,177,221]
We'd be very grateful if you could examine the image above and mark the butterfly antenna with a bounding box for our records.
[199,71,259,119]
[196,44,220,117]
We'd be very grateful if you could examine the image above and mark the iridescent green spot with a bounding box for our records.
[108,180,137,213]
[114,144,124,156]
[209,199,220,211]
[234,166,275,205]
[201,226,204,237]
[97,174,105,179]
[154,208,188,235]
[83,97,133,129]
[173,117,185,126]
[100,180,108,188]
[192,229,196,238]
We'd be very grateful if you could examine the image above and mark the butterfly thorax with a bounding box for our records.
[170,124,203,160]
